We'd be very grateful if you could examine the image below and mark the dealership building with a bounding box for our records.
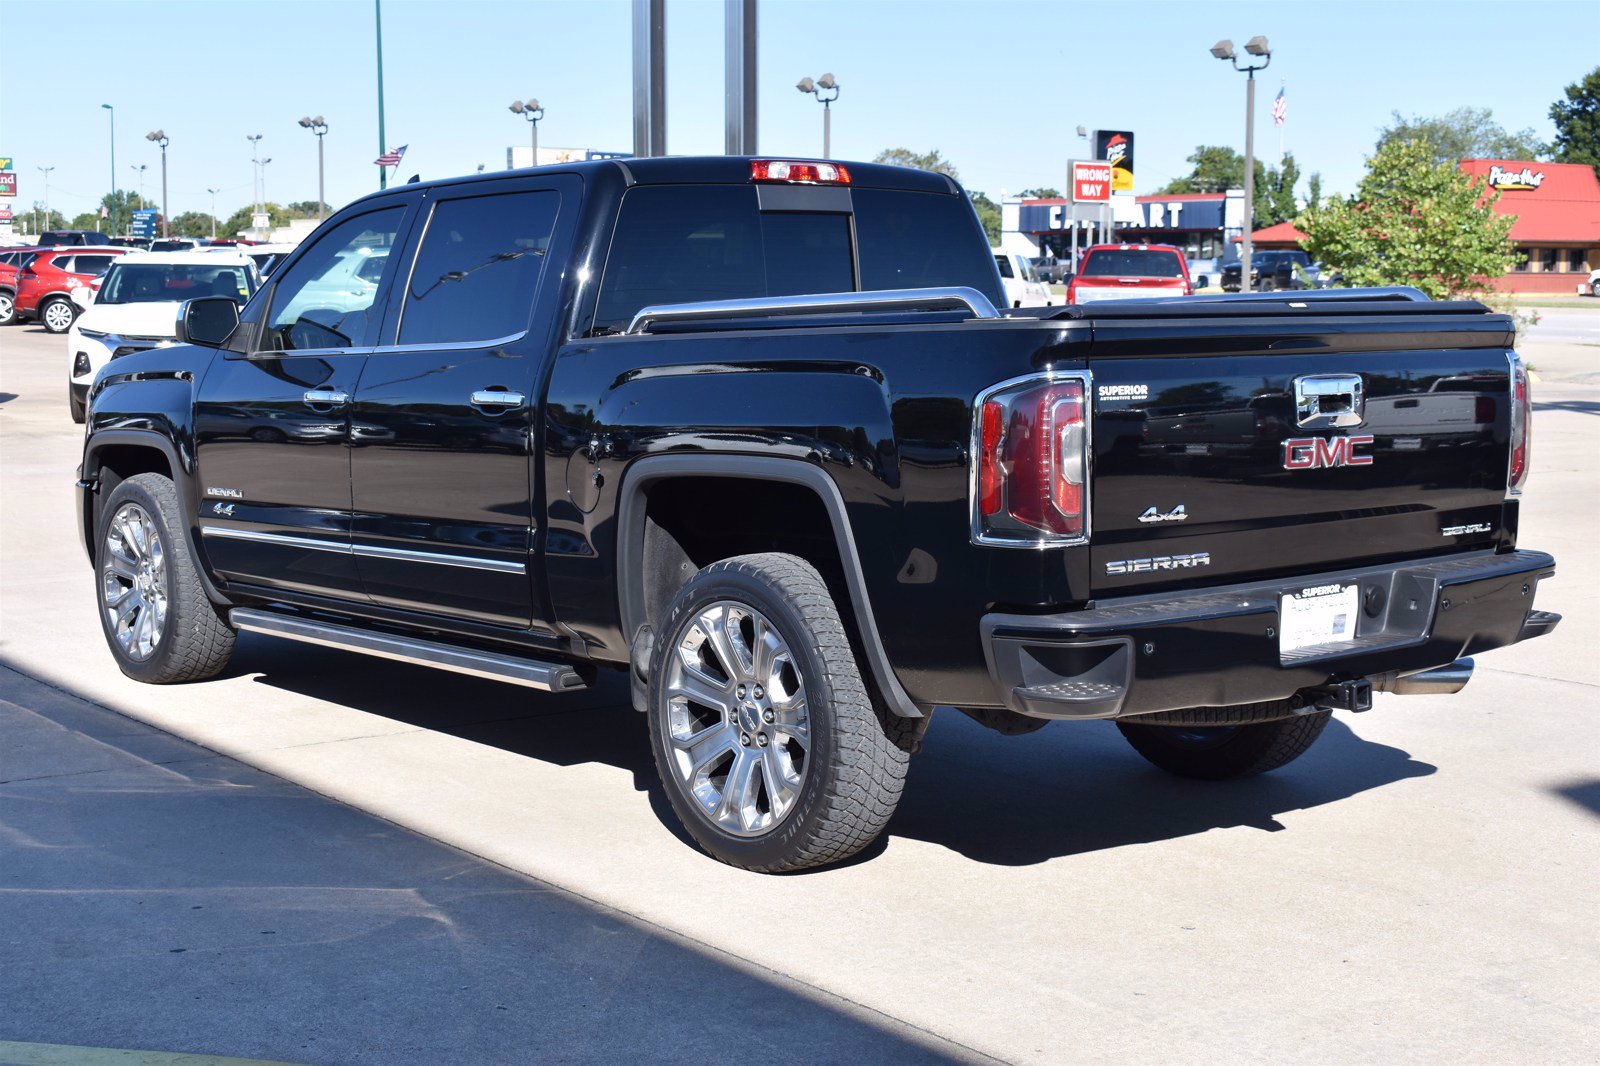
[1001,190,1246,283]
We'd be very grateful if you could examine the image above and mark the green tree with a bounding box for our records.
[170,211,218,239]
[220,202,292,238]
[1256,152,1301,226]
[1306,172,1324,211]
[97,189,145,234]
[1160,145,1245,193]
[1019,187,1061,199]
[69,212,104,232]
[285,200,332,219]
[1376,106,1546,164]
[873,148,959,178]
[1296,137,1518,299]
[26,205,68,233]
[1550,66,1600,178]
[968,190,1001,245]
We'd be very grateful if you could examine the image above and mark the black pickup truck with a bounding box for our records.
[77,156,1558,872]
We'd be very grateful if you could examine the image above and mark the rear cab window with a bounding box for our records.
[1079,248,1185,278]
[591,182,1001,335]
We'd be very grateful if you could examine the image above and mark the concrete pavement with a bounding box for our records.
[2,316,1597,1063]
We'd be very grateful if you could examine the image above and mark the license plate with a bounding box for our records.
[1279,583,1359,654]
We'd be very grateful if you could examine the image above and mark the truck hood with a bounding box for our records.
[75,301,182,339]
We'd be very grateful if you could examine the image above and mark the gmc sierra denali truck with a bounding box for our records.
[77,156,1559,872]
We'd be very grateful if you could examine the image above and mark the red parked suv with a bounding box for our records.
[0,247,43,327]
[12,247,130,333]
[1066,243,1193,305]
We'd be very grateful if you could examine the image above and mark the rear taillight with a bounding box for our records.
[972,373,1090,545]
[750,160,851,185]
[1507,353,1531,496]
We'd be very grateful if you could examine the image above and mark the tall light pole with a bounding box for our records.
[260,159,273,224]
[146,130,170,237]
[508,99,544,166]
[206,187,220,239]
[129,165,148,211]
[795,73,840,158]
[36,166,54,233]
[1211,35,1271,293]
[101,104,116,234]
[375,0,388,190]
[297,116,329,221]
[246,134,264,221]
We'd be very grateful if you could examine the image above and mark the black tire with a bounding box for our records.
[1591,280,1599,298]
[0,289,15,326]
[40,295,76,334]
[646,552,914,872]
[1116,706,1331,780]
[68,384,86,424]
[94,472,235,683]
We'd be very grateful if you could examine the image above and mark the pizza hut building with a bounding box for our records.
[1459,159,1600,293]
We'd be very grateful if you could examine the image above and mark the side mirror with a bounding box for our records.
[175,296,240,348]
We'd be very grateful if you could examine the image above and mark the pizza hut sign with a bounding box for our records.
[1485,165,1546,191]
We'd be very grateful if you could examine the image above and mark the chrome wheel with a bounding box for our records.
[100,502,168,662]
[664,600,809,837]
[42,298,75,333]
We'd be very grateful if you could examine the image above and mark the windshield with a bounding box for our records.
[1080,249,1185,278]
[99,263,253,305]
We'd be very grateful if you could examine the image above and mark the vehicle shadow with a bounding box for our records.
[236,633,1435,869]
[1534,399,1600,418]
[0,661,965,1065]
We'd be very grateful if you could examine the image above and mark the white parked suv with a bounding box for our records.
[992,249,1053,307]
[1582,267,1600,297]
[67,251,258,423]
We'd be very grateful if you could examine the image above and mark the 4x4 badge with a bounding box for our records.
[1138,504,1188,524]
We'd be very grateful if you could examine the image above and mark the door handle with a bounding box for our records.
[302,389,350,407]
[471,390,525,408]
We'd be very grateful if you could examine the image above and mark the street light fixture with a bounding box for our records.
[129,165,148,212]
[146,130,170,237]
[796,72,840,159]
[101,104,116,235]
[1210,33,1271,292]
[298,116,329,221]
[246,134,264,224]
[508,99,544,167]
[206,187,220,239]
[36,166,54,234]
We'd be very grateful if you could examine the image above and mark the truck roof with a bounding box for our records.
[349,155,962,206]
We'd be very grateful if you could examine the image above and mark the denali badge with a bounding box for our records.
[1138,504,1188,524]
[205,486,244,499]
[1442,522,1493,536]
[1282,435,1374,470]
[1107,552,1210,575]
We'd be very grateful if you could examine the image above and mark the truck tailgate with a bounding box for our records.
[1089,331,1515,595]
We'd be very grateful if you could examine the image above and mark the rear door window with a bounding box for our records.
[994,255,1015,279]
[73,255,119,277]
[396,189,560,346]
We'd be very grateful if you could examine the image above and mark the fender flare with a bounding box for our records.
[615,453,924,718]
[81,428,230,606]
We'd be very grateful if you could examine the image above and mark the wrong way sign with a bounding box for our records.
[1072,161,1113,204]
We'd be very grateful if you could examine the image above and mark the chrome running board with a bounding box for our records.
[230,608,587,692]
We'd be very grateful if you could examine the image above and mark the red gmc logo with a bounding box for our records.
[1283,435,1374,470]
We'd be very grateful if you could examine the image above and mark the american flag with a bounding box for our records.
[1271,86,1287,127]
[374,144,408,167]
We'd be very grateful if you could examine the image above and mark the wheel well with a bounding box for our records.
[637,476,842,635]
[88,444,174,536]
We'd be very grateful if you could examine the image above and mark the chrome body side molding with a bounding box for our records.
[625,286,1001,334]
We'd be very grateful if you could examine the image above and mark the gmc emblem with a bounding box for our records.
[1283,435,1374,470]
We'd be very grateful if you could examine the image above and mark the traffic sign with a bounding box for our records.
[131,208,159,238]
[1072,161,1113,203]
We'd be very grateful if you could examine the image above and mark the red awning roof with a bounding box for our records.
[1459,159,1600,243]
[1232,220,1307,244]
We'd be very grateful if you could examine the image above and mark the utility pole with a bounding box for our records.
[375,0,388,189]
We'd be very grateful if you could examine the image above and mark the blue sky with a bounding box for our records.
[2,0,1594,222]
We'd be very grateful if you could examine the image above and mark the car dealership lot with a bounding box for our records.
[2,320,1597,1062]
